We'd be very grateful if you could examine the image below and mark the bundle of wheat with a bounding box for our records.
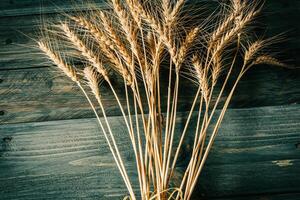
[37,0,286,199]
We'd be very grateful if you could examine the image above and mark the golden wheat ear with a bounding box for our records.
[38,41,78,82]
[192,55,210,101]
[84,66,102,98]
[252,55,289,68]
[175,27,200,69]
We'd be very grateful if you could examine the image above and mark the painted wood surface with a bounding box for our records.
[1,105,300,199]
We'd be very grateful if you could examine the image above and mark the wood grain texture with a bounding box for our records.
[0,0,108,17]
[1,105,300,199]
[0,0,299,125]
[0,1,299,70]
[212,193,300,200]
[1,66,300,124]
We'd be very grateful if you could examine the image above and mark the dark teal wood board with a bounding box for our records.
[1,66,300,124]
[1,105,300,199]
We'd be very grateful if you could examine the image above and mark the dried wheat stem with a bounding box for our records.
[82,68,136,199]
[167,87,201,185]
[186,95,209,197]
[108,77,149,198]
[137,27,164,190]
[130,74,156,196]
[187,68,245,200]
[144,65,164,193]
[131,89,149,198]
[205,35,241,133]
[98,96,136,200]
[162,52,179,179]
[186,36,242,198]
[186,36,241,195]
[163,73,180,188]
[162,56,174,182]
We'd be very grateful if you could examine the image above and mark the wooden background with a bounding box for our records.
[0,0,300,199]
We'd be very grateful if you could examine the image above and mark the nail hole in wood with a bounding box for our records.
[0,79,3,84]
[296,143,300,149]
[2,136,12,143]
[5,39,12,45]
[0,111,5,116]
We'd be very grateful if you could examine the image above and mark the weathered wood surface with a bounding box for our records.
[0,0,299,19]
[0,1,299,70]
[1,66,300,124]
[0,0,299,125]
[212,193,300,200]
[0,0,108,17]
[1,105,300,199]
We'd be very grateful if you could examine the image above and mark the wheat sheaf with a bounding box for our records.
[37,0,287,199]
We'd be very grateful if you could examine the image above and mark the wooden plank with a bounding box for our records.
[0,67,300,123]
[0,105,300,199]
[0,0,299,18]
[0,0,107,17]
[0,1,299,70]
[212,193,300,200]
[1,66,300,124]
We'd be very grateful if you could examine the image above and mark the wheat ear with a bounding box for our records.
[211,7,259,56]
[111,0,141,62]
[252,55,288,68]
[175,27,199,70]
[128,0,176,59]
[170,0,185,20]
[98,11,133,67]
[210,0,244,48]
[60,23,109,79]
[244,40,264,63]
[38,41,78,82]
